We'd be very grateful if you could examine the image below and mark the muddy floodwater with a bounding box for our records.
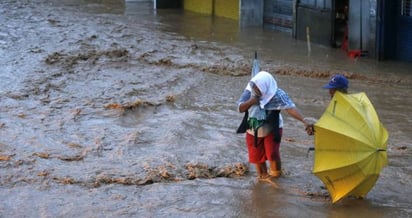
[1,0,411,217]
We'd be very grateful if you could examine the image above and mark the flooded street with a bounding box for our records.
[1,0,411,217]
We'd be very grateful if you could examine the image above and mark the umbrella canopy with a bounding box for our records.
[313,92,388,203]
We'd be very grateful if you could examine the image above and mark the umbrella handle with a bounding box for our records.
[306,147,315,158]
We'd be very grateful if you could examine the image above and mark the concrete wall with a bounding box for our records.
[215,0,239,20]
[299,0,331,8]
[296,6,332,45]
[347,0,377,57]
[182,0,239,20]
[184,0,213,15]
[240,0,264,26]
[180,0,266,25]
[368,0,377,58]
[263,0,294,33]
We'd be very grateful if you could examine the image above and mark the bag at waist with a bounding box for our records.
[248,117,265,130]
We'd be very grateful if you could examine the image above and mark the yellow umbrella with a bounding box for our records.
[313,92,388,203]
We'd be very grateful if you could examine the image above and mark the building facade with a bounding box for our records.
[154,0,412,62]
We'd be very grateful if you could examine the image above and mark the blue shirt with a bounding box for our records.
[237,88,296,127]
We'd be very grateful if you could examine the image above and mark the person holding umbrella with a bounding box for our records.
[237,71,314,181]
[305,74,349,134]
[312,73,388,203]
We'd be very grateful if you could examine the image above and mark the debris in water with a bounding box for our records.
[34,152,50,159]
[0,155,12,161]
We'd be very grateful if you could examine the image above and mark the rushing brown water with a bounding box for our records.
[1,0,411,217]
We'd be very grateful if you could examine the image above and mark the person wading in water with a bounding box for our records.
[237,71,314,182]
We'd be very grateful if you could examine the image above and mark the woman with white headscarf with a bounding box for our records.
[237,71,313,181]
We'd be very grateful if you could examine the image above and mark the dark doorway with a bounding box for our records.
[332,0,349,49]
[397,0,412,61]
[156,0,182,9]
[378,0,398,60]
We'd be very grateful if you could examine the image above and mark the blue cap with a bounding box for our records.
[323,74,349,89]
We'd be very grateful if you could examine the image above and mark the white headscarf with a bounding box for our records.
[246,71,278,109]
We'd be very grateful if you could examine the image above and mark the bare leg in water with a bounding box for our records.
[255,162,269,179]
[269,160,281,178]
